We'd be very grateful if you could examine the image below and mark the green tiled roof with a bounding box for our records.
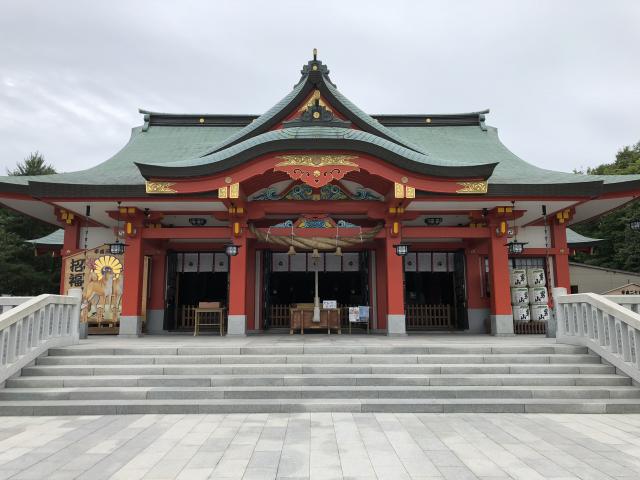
[136,126,496,179]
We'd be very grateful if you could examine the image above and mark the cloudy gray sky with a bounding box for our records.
[0,0,638,174]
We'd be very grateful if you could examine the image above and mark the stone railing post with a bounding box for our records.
[549,287,566,338]
[68,287,84,340]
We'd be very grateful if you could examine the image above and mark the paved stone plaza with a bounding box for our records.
[1,413,640,479]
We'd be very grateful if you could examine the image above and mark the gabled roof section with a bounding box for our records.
[198,52,428,156]
[26,229,64,246]
[566,228,604,248]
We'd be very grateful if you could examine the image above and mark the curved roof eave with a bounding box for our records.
[135,128,498,180]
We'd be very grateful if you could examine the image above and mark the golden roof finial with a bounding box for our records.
[313,48,317,60]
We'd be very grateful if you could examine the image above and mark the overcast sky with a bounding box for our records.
[0,0,638,175]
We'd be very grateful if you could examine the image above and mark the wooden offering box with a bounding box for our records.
[289,303,341,334]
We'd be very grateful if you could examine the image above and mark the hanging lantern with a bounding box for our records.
[334,246,343,256]
[225,244,240,257]
[506,240,527,255]
[394,244,409,256]
[312,248,320,258]
[108,201,127,255]
[287,245,297,256]
[108,240,126,256]
[505,201,527,255]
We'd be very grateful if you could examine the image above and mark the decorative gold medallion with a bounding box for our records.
[145,181,177,194]
[456,181,488,194]
[274,155,360,188]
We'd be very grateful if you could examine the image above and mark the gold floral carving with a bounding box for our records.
[145,181,177,194]
[456,181,488,194]
[405,186,416,199]
[275,154,358,168]
[394,183,405,199]
[229,182,240,199]
[298,90,333,113]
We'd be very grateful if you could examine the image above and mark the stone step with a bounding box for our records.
[2,398,640,415]
[20,363,615,376]
[46,344,590,356]
[35,353,602,366]
[7,373,629,388]
[2,385,638,401]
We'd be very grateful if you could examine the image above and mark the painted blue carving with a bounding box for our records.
[320,185,348,200]
[252,186,279,201]
[284,184,313,200]
[300,219,329,228]
[353,188,382,201]
[273,220,294,228]
[337,220,358,228]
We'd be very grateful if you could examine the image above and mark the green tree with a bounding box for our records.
[0,152,61,295]
[572,142,640,272]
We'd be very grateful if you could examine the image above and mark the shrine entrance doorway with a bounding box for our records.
[263,251,370,330]
[403,250,468,331]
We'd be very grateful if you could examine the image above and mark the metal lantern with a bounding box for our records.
[188,217,207,226]
[506,240,527,255]
[108,240,126,256]
[630,219,640,232]
[394,244,409,256]
[225,244,240,257]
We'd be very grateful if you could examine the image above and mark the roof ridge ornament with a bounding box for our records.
[299,48,335,87]
[283,91,351,128]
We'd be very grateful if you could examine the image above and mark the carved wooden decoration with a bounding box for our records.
[274,155,360,188]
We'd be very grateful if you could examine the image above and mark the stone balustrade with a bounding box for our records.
[555,289,640,383]
[0,293,80,384]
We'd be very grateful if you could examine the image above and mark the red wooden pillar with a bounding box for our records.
[245,240,256,332]
[385,230,406,335]
[146,250,166,333]
[120,233,144,336]
[487,232,514,336]
[227,231,247,335]
[375,242,388,331]
[465,244,490,333]
[552,222,571,290]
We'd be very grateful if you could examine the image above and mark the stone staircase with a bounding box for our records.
[1,342,640,414]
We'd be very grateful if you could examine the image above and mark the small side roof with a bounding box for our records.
[566,228,604,248]
[26,229,64,246]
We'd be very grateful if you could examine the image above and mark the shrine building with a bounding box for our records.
[1,52,638,337]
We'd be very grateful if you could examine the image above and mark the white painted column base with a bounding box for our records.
[119,315,143,337]
[491,314,515,336]
[227,315,247,336]
[387,314,407,336]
